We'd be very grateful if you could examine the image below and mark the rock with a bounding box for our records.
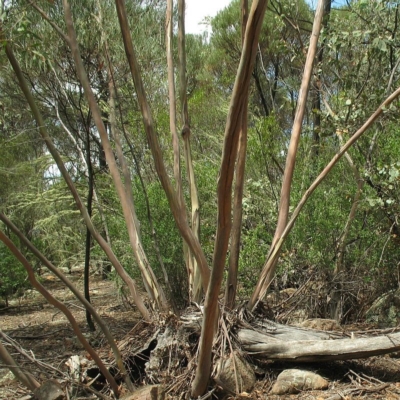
[34,380,65,400]
[121,385,164,400]
[299,318,341,331]
[217,351,256,394]
[366,289,400,327]
[270,369,329,395]
[65,355,80,381]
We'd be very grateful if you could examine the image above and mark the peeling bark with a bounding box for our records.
[191,1,268,396]
[225,0,249,310]
[62,0,167,311]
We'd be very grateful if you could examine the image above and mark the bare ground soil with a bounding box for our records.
[1,272,400,399]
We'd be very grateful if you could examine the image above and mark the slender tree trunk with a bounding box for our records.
[191,1,268,396]
[225,0,249,310]
[311,0,332,159]
[177,0,203,303]
[84,129,95,332]
[62,0,168,311]
[115,0,211,292]
[166,0,194,304]
[247,85,400,312]
[118,124,179,313]
[107,60,169,311]
[167,0,184,208]
[248,0,326,310]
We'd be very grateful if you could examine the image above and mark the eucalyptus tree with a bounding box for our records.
[3,0,400,398]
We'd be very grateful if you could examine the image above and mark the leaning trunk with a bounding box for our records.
[5,42,150,321]
[115,0,211,292]
[249,0,326,310]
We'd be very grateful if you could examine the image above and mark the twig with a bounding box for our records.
[348,368,367,385]
[325,383,390,400]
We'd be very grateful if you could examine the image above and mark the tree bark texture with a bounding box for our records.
[225,0,249,310]
[191,1,268,396]
[239,328,400,362]
[178,0,203,303]
[62,0,168,311]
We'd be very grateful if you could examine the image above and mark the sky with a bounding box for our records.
[185,0,232,34]
[185,0,348,35]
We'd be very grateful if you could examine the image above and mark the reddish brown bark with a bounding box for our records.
[191,1,268,396]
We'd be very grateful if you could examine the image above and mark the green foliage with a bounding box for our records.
[0,239,29,307]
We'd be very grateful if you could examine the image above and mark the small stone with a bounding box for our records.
[0,370,15,386]
[121,385,164,400]
[34,380,65,400]
[270,369,329,395]
[217,351,256,394]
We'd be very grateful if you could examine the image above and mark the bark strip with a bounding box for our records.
[225,0,249,310]
[62,0,167,310]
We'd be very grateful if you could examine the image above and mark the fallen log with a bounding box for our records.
[237,324,343,343]
[182,312,400,363]
[239,330,400,362]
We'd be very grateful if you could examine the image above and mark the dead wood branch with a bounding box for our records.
[240,330,400,362]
